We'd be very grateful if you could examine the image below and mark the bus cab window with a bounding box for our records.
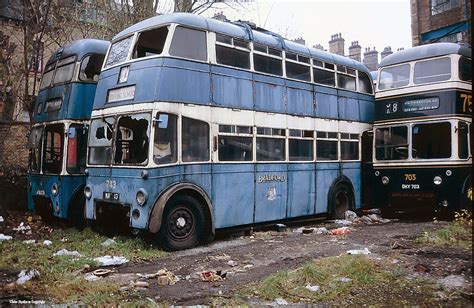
[458,121,469,159]
[42,124,64,174]
[182,117,209,162]
[28,126,44,172]
[133,27,169,59]
[412,122,451,159]
[80,54,106,82]
[170,26,207,61]
[67,124,88,174]
[88,117,115,165]
[114,113,150,165]
[153,113,177,165]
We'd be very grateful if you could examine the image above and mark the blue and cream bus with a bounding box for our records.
[27,39,109,228]
[373,43,471,215]
[84,13,374,250]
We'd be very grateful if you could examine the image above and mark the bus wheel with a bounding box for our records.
[69,195,86,231]
[160,195,204,251]
[330,183,354,220]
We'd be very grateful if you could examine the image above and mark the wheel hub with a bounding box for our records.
[176,217,186,228]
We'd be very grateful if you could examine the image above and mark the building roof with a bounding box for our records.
[379,42,471,67]
[113,12,370,73]
[45,39,110,66]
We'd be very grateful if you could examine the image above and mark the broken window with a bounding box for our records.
[153,113,178,165]
[79,53,105,82]
[67,124,88,174]
[28,126,44,173]
[88,116,115,165]
[182,117,209,162]
[105,36,133,67]
[133,27,169,59]
[114,113,151,165]
[170,26,207,61]
[42,124,64,174]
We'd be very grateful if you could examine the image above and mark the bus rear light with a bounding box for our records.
[433,176,442,185]
[84,186,92,199]
[52,183,59,196]
[382,176,389,185]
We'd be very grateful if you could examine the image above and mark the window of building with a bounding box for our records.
[170,26,207,61]
[42,123,64,174]
[459,56,472,82]
[29,40,44,73]
[431,0,459,15]
[256,127,285,161]
[218,125,253,161]
[67,124,88,174]
[289,129,313,161]
[316,131,338,160]
[340,133,359,160]
[378,64,410,90]
[153,113,178,165]
[133,27,169,59]
[375,126,408,160]
[182,117,209,162]
[79,53,105,82]
[414,57,451,84]
[114,113,151,165]
[215,34,250,69]
[412,122,451,159]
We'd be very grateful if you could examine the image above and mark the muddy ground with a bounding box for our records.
[1,210,472,306]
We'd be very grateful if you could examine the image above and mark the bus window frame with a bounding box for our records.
[413,56,452,85]
[79,53,106,83]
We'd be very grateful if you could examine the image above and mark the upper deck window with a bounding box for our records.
[378,64,410,90]
[337,66,356,91]
[253,43,283,76]
[358,71,373,94]
[105,36,133,68]
[414,57,451,84]
[79,53,105,82]
[285,52,310,82]
[39,63,55,90]
[459,56,472,82]
[52,56,76,85]
[215,34,250,69]
[133,26,169,59]
[170,26,207,61]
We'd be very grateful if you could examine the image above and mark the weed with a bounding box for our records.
[418,210,472,248]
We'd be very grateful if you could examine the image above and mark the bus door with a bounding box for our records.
[361,130,374,208]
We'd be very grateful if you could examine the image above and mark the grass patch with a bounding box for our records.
[0,227,166,304]
[417,210,472,249]
[242,255,440,305]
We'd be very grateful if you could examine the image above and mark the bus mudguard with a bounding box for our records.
[148,182,215,235]
[327,175,356,218]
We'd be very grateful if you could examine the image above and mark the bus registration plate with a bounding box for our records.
[103,192,120,201]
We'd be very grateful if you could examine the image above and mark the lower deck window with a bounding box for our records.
[256,137,285,161]
[218,136,253,161]
[114,113,150,165]
[153,113,178,165]
[412,122,451,159]
[316,131,338,160]
[182,117,209,162]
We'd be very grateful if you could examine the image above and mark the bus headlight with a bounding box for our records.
[433,176,442,185]
[446,170,452,176]
[84,186,92,199]
[382,176,389,185]
[51,183,59,196]
[136,189,147,206]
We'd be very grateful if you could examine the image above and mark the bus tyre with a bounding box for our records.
[70,195,86,231]
[160,195,205,251]
[330,183,354,220]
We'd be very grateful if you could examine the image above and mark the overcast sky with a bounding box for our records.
[200,0,412,55]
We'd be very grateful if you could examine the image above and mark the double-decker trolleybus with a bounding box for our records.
[84,13,374,250]
[27,39,109,228]
[373,43,472,215]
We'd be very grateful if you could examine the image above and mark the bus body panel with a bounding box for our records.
[287,163,316,217]
[254,163,288,223]
[315,162,340,213]
[314,86,338,119]
[341,161,362,209]
[286,80,314,116]
[210,66,254,110]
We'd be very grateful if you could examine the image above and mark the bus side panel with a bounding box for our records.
[210,66,253,110]
[58,175,86,219]
[341,162,362,209]
[157,59,211,105]
[314,86,338,119]
[181,163,212,199]
[358,93,374,123]
[315,163,340,213]
[287,163,315,217]
[286,80,314,116]
[34,84,71,123]
[253,74,285,113]
[67,83,96,120]
[338,91,360,122]
[254,163,288,223]
[212,164,255,228]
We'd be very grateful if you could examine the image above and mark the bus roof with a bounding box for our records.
[379,43,471,68]
[46,39,109,66]
[113,13,370,74]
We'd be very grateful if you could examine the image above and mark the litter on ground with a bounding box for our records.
[330,227,352,235]
[0,216,4,223]
[305,284,320,292]
[101,238,116,247]
[339,277,353,283]
[22,239,36,244]
[93,255,129,266]
[53,249,83,257]
[346,248,371,255]
[13,222,31,233]
[201,270,226,282]
[43,240,52,246]
[16,269,40,285]
[0,234,13,241]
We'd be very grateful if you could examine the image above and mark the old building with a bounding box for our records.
[410,0,471,46]
[381,46,393,59]
[329,33,345,56]
[363,47,379,72]
[348,41,362,62]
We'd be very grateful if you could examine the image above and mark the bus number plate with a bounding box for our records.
[103,192,120,201]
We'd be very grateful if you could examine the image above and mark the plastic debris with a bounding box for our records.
[101,238,116,247]
[275,223,287,232]
[390,241,407,249]
[53,249,83,257]
[93,255,128,266]
[334,219,352,226]
[243,264,254,269]
[339,277,352,283]
[16,269,40,285]
[13,222,31,233]
[344,210,358,221]
[438,275,466,289]
[347,248,371,255]
[362,208,381,214]
[360,215,374,225]
[84,273,101,282]
[0,234,13,241]
[156,269,179,285]
[0,216,4,223]
[391,259,400,264]
[275,298,288,305]
[305,284,320,292]
[330,227,352,235]
[367,214,390,223]
[43,240,52,246]
[294,227,330,235]
[93,269,113,277]
[227,260,238,267]
[22,239,36,244]
[201,270,226,282]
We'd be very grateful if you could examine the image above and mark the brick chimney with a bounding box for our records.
[329,33,344,56]
[363,47,379,71]
[348,41,362,62]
